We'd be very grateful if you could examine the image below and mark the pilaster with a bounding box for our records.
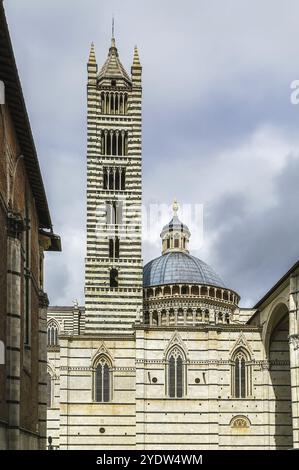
[289,274,299,448]
[6,212,24,449]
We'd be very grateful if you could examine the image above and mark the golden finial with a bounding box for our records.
[172,199,179,216]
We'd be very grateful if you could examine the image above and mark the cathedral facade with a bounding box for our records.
[47,37,299,450]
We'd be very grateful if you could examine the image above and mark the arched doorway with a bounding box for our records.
[268,304,293,449]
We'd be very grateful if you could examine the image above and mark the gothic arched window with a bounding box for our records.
[94,357,112,403]
[47,320,59,346]
[232,349,252,398]
[167,347,186,398]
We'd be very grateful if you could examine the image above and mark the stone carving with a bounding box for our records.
[231,415,250,429]
[229,332,253,358]
[91,342,113,368]
[289,334,299,350]
[39,291,49,308]
[260,360,270,371]
[7,212,25,239]
[164,330,189,359]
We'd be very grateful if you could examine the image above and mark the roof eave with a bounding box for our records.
[0,2,52,229]
[253,259,299,309]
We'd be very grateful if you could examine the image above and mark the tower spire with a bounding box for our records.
[88,42,96,64]
[87,42,97,78]
[110,16,116,50]
[112,16,115,39]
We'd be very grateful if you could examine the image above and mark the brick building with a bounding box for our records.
[0,1,60,449]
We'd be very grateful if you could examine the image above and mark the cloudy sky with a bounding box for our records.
[5,0,299,307]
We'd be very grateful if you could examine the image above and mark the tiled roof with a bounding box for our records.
[143,252,226,288]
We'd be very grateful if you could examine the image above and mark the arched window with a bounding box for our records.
[94,357,112,403]
[109,237,119,259]
[174,233,180,248]
[103,167,126,191]
[232,349,252,398]
[47,372,52,407]
[106,201,122,225]
[167,347,186,398]
[110,268,118,288]
[101,91,128,115]
[47,320,59,346]
[101,130,128,156]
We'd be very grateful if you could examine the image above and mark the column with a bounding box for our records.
[115,131,119,157]
[6,213,25,449]
[289,273,299,448]
[108,92,111,114]
[113,167,116,191]
[260,361,271,449]
[110,130,113,156]
[117,94,120,115]
[121,130,125,156]
[174,309,178,326]
[38,291,49,450]
[104,130,108,155]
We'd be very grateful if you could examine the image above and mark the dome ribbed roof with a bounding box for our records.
[160,215,190,238]
[143,252,225,288]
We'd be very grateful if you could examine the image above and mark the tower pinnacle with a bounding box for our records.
[88,42,96,63]
[132,45,141,67]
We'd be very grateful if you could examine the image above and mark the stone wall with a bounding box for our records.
[0,69,49,451]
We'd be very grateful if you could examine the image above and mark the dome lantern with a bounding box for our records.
[160,200,191,255]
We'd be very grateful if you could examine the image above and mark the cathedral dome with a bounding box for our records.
[144,201,227,289]
[143,251,225,288]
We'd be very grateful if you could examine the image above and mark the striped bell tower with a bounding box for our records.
[85,35,143,333]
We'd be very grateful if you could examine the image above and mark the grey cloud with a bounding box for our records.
[205,155,299,305]
[4,0,299,306]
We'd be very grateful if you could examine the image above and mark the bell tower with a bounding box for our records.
[85,34,143,333]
